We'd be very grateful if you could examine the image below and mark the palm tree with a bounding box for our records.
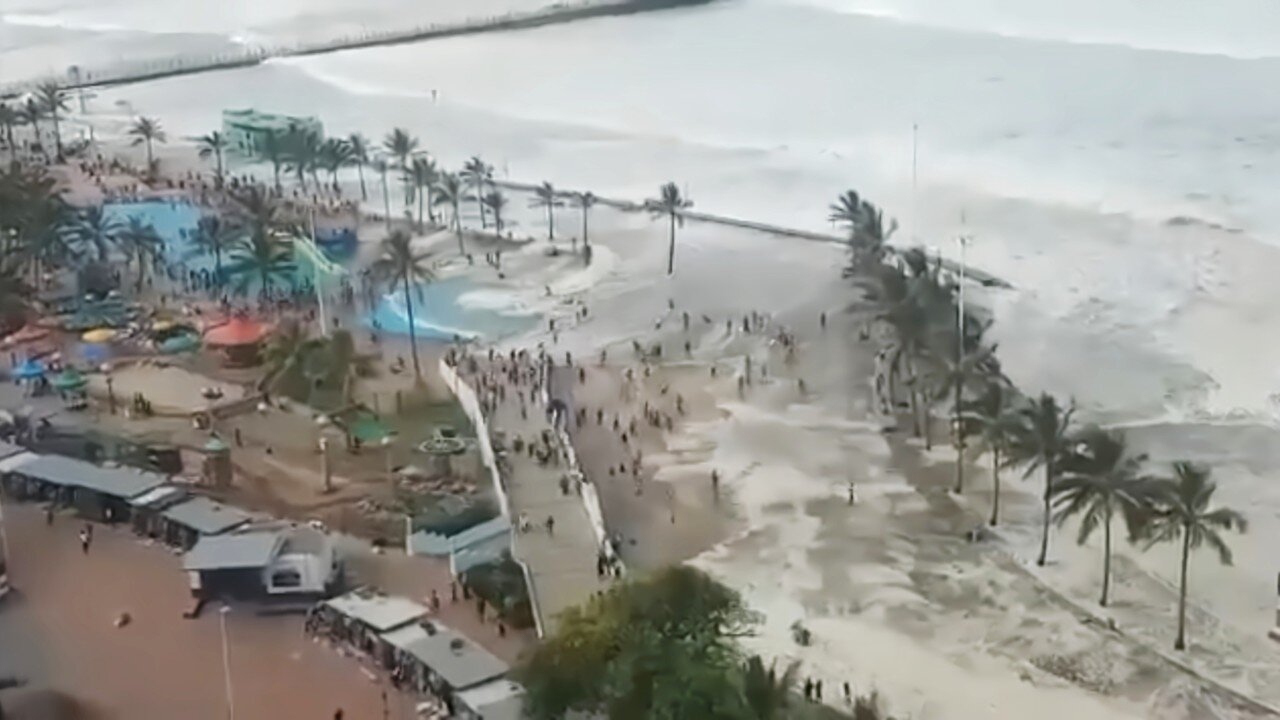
[571,190,597,255]
[382,128,418,206]
[347,133,370,201]
[18,100,43,159]
[645,182,693,275]
[370,230,436,383]
[529,181,564,241]
[260,131,287,192]
[1142,462,1246,650]
[925,335,997,494]
[482,190,508,234]
[829,190,897,268]
[371,157,392,234]
[128,116,166,170]
[433,172,466,254]
[35,82,69,161]
[67,206,124,263]
[227,187,292,294]
[195,131,228,185]
[319,138,354,189]
[407,156,439,230]
[1054,428,1156,606]
[960,378,1022,526]
[262,317,314,391]
[284,129,322,191]
[0,258,33,319]
[462,156,492,228]
[118,215,162,291]
[0,102,20,164]
[741,655,799,720]
[192,214,241,287]
[1007,393,1076,566]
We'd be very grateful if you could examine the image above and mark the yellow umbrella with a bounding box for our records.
[82,328,117,343]
[151,321,175,332]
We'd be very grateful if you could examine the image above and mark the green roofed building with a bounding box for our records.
[221,109,324,159]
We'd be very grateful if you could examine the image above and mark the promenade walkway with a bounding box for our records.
[455,355,607,637]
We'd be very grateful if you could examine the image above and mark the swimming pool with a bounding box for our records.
[104,201,205,269]
[365,277,534,343]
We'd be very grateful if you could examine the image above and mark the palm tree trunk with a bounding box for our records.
[667,212,676,275]
[426,187,435,223]
[145,139,154,170]
[1101,506,1112,606]
[380,173,391,234]
[417,191,424,233]
[547,205,555,240]
[1037,463,1053,566]
[214,248,223,288]
[989,448,1001,526]
[51,113,62,160]
[476,186,487,229]
[455,205,465,255]
[402,273,422,382]
[953,379,964,493]
[5,125,16,163]
[273,164,282,193]
[1175,528,1191,650]
[357,163,367,201]
[215,150,224,184]
[582,206,590,254]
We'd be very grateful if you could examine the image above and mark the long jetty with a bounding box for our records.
[0,0,716,98]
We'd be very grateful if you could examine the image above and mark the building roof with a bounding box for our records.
[129,484,188,509]
[162,497,252,535]
[203,316,271,347]
[380,621,509,691]
[322,591,427,633]
[455,679,526,720]
[0,440,24,460]
[6,454,166,499]
[183,531,282,571]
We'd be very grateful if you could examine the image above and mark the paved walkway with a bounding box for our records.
[461,357,607,637]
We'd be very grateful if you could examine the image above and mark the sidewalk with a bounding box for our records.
[470,361,607,637]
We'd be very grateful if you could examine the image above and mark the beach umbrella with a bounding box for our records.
[79,342,110,364]
[204,316,270,347]
[151,320,176,333]
[11,359,46,380]
[159,333,200,354]
[51,367,88,392]
[2,324,49,346]
[82,328,117,344]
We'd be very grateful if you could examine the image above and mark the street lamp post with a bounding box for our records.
[381,434,397,488]
[219,605,235,720]
[316,415,332,494]
[953,233,970,494]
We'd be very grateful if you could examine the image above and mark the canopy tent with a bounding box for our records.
[81,328,117,344]
[204,316,270,347]
[159,333,200,354]
[11,359,46,380]
[64,295,134,331]
[2,324,49,346]
[51,367,88,392]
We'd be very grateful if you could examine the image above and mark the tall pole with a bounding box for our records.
[953,229,970,494]
[310,207,328,337]
[911,123,919,243]
[219,605,235,720]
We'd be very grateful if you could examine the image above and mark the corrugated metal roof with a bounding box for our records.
[162,497,252,536]
[0,450,37,472]
[456,679,525,720]
[129,485,188,509]
[183,531,282,571]
[322,591,427,632]
[7,454,166,499]
[381,621,508,691]
[0,440,24,460]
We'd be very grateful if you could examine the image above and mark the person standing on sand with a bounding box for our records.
[79,525,91,554]
[545,515,555,537]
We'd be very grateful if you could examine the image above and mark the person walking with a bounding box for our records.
[79,525,92,554]
[545,515,555,537]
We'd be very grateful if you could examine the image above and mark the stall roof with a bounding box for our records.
[183,531,282,571]
[162,497,252,536]
[456,679,525,720]
[381,621,509,691]
[7,454,166,499]
[129,485,188,509]
[322,591,427,633]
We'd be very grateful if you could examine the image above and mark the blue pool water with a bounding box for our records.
[365,277,534,343]
[104,201,206,269]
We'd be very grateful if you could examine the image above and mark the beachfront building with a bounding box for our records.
[183,525,340,601]
[0,452,168,522]
[130,486,253,549]
[380,619,511,711]
[454,679,526,720]
[315,590,429,666]
[221,109,324,160]
[203,315,271,368]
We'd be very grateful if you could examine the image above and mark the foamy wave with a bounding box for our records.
[1,12,131,33]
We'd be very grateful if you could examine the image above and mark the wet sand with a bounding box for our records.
[1,503,416,720]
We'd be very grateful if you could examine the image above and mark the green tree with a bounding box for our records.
[1053,427,1156,606]
[226,188,292,294]
[319,137,354,189]
[260,131,287,192]
[347,133,370,201]
[462,156,492,228]
[741,655,799,720]
[370,230,436,383]
[529,181,564,241]
[924,333,997,494]
[482,190,508,234]
[516,566,758,720]
[382,128,418,207]
[0,102,20,164]
[128,116,166,170]
[1141,462,1246,650]
[959,378,1022,526]
[67,205,124,263]
[1007,393,1076,566]
[19,100,43,160]
[195,131,228,185]
[829,190,897,268]
[646,181,693,275]
[371,157,392,233]
[571,190,597,255]
[35,82,69,161]
[406,155,439,230]
[192,214,241,288]
[0,258,33,321]
[285,129,322,191]
[118,215,162,292]
[433,172,466,254]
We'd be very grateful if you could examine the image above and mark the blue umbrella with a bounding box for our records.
[11,359,46,380]
[80,342,110,364]
[159,333,200,354]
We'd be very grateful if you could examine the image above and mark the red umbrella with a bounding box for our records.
[3,324,49,347]
[203,315,271,347]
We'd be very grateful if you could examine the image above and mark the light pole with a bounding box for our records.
[381,433,397,487]
[953,232,970,494]
[316,415,332,493]
[219,605,235,720]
